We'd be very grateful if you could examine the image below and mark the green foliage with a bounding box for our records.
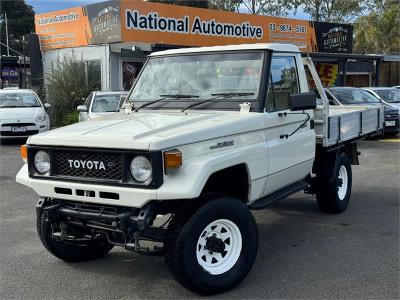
[0,0,34,54]
[354,2,400,54]
[209,0,295,16]
[297,0,369,22]
[46,54,94,127]
[63,111,80,126]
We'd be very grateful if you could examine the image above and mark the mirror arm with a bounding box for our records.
[279,111,310,139]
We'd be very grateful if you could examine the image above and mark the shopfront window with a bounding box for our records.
[86,60,101,91]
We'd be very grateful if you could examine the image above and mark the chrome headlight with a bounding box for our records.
[34,150,50,174]
[130,156,152,183]
[36,113,47,122]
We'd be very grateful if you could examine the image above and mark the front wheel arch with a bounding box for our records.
[200,163,250,203]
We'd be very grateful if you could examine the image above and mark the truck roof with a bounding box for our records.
[149,43,300,57]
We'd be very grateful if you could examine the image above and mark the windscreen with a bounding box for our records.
[128,52,263,105]
[92,94,124,112]
[331,88,381,105]
[374,89,400,103]
[0,93,41,108]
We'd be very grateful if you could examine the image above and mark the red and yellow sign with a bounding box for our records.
[35,7,91,50]
[307,63,339,87]
[35,0,319,52]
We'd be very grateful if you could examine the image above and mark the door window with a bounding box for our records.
[266,56,299,112]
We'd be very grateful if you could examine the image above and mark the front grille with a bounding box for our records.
[1,123,36,127]
[0,130,39,136]
[52,150,123,182]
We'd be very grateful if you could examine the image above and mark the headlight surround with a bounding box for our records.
[34,150,50,174]
[36,113,47,122]
[130,156,152,183]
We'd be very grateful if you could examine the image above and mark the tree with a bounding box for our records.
[209,0,295,16]
[46,54,96,126]
[353,1,400,54]
[239,0,297,16]
[148,0,209,9]
[209,0,241,12]
[0,0,34,55]
[297,0,372,22]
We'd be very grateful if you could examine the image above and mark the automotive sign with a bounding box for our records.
[34,0,353,53]
[85,0,122,44]
[120,1,317,51]
[314,22,353,53]
[35,6,91,50]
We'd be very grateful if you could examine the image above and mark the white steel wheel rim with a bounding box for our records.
[196,219,242,275]
[337,165,348,200]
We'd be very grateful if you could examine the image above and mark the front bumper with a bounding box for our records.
[0,120,48,139]
[16,164,156,208]
[384,116,400,133]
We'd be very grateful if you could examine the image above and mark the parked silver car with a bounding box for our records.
[77,91,128,122]
[362,87,400,109]
[326,87,399,135]
[0,89,50,140]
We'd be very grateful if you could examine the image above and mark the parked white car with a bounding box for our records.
[77,91,128,122]
[0,89,50,140]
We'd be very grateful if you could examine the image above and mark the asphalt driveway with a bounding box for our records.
[0,138,399,299]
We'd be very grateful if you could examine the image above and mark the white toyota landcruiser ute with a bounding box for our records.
[16,44,383,295]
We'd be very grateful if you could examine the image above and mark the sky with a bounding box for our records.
[25,0,310,19]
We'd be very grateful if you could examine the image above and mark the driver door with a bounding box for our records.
[262,54,315,195]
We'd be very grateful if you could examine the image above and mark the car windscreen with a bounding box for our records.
[0,93,41,108]
[91,94,123,112]
[374,89,400,103]
[128,52,263,109]
[330,88,381,105]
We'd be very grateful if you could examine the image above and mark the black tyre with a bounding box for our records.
[316,152,352,214]
[37,209,113,262]
[164,196,258,295]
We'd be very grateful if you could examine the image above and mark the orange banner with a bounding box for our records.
[35,7,91,50]
[35,0,319,52]
[120,1,317,52]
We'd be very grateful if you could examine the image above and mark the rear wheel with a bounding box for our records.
[37,209,113,262]
[316,152,352,214]
[164,196,258,295]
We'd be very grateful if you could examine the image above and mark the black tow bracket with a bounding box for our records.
[136,202,156,231]
[36,198,60,222]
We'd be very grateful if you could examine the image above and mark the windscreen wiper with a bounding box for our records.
[135,94,199,112]
[181,92,254,112]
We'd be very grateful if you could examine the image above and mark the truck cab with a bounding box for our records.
[16,44,383,295]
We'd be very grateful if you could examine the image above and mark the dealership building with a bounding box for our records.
[4,0,397,90]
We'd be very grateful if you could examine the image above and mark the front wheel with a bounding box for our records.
[316,152,352,214]
[164,197,258,295]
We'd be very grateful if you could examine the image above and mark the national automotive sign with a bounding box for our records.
[34,0,353,53]
[125,10,263,40]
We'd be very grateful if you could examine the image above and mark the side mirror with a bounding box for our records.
[289,92,316,111]
[77,105,88,112]
[44,103,51,109]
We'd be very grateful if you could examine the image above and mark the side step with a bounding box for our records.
[248,180,307,210]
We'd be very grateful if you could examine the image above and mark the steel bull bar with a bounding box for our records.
[36,198,156,232]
